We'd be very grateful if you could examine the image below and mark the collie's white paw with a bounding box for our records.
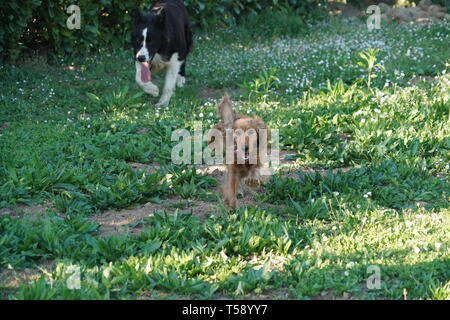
[140,82,159,97]
[176,75,185,88]
[156,98,170,107]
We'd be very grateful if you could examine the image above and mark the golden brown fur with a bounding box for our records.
[209,95,270,209]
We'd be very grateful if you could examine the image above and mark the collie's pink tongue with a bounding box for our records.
[140,62,151,83]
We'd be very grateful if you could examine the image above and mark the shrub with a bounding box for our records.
[0,0,327,59]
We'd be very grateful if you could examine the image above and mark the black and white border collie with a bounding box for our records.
[132,0,192,107]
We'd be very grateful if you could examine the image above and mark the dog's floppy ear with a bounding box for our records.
[150,5,165,24]
[217,94,236,129]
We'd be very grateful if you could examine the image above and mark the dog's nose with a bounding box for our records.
[136,55,146,62]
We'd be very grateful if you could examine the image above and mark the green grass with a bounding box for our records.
[0,13,449,300]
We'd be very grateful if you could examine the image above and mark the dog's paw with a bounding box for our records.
[224,197,237,210]
[156,98,170,108]
[141,82,159,97]
[176,75,185,88]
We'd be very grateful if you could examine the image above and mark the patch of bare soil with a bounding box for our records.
[99,150,353,237]
[311,289,353,300]
[138,288,292,300]
[0,202,54,219]
[97,153,299,236]
[243,288,292,300]
[90,197,219,237]
[138,291,196,300]
[0,260,54,290]
[128,162,161,175]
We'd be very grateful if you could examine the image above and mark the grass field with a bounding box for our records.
[0,13,449,299]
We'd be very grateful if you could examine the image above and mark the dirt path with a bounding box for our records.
[0,260,54,290]
[0,150,354,238]
[90,150,300,236]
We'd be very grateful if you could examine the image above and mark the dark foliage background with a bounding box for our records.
[0,0,327,59]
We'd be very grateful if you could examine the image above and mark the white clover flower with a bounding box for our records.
[363,191,372,199]
[413,247,420,254]
[435,243,442,249]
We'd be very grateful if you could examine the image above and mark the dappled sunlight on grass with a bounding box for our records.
[0,15,449,299]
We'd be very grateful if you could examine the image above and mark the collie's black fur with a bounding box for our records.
[132,0,192,106]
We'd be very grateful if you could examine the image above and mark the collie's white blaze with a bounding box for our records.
[135,61,159,97]
[156,53,184,107]
[136,28,150,61]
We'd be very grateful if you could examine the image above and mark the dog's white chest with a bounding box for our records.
[151,54,170,74]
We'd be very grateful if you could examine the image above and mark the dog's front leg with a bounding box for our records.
[224,165,239,209]
[156,54,182,107]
